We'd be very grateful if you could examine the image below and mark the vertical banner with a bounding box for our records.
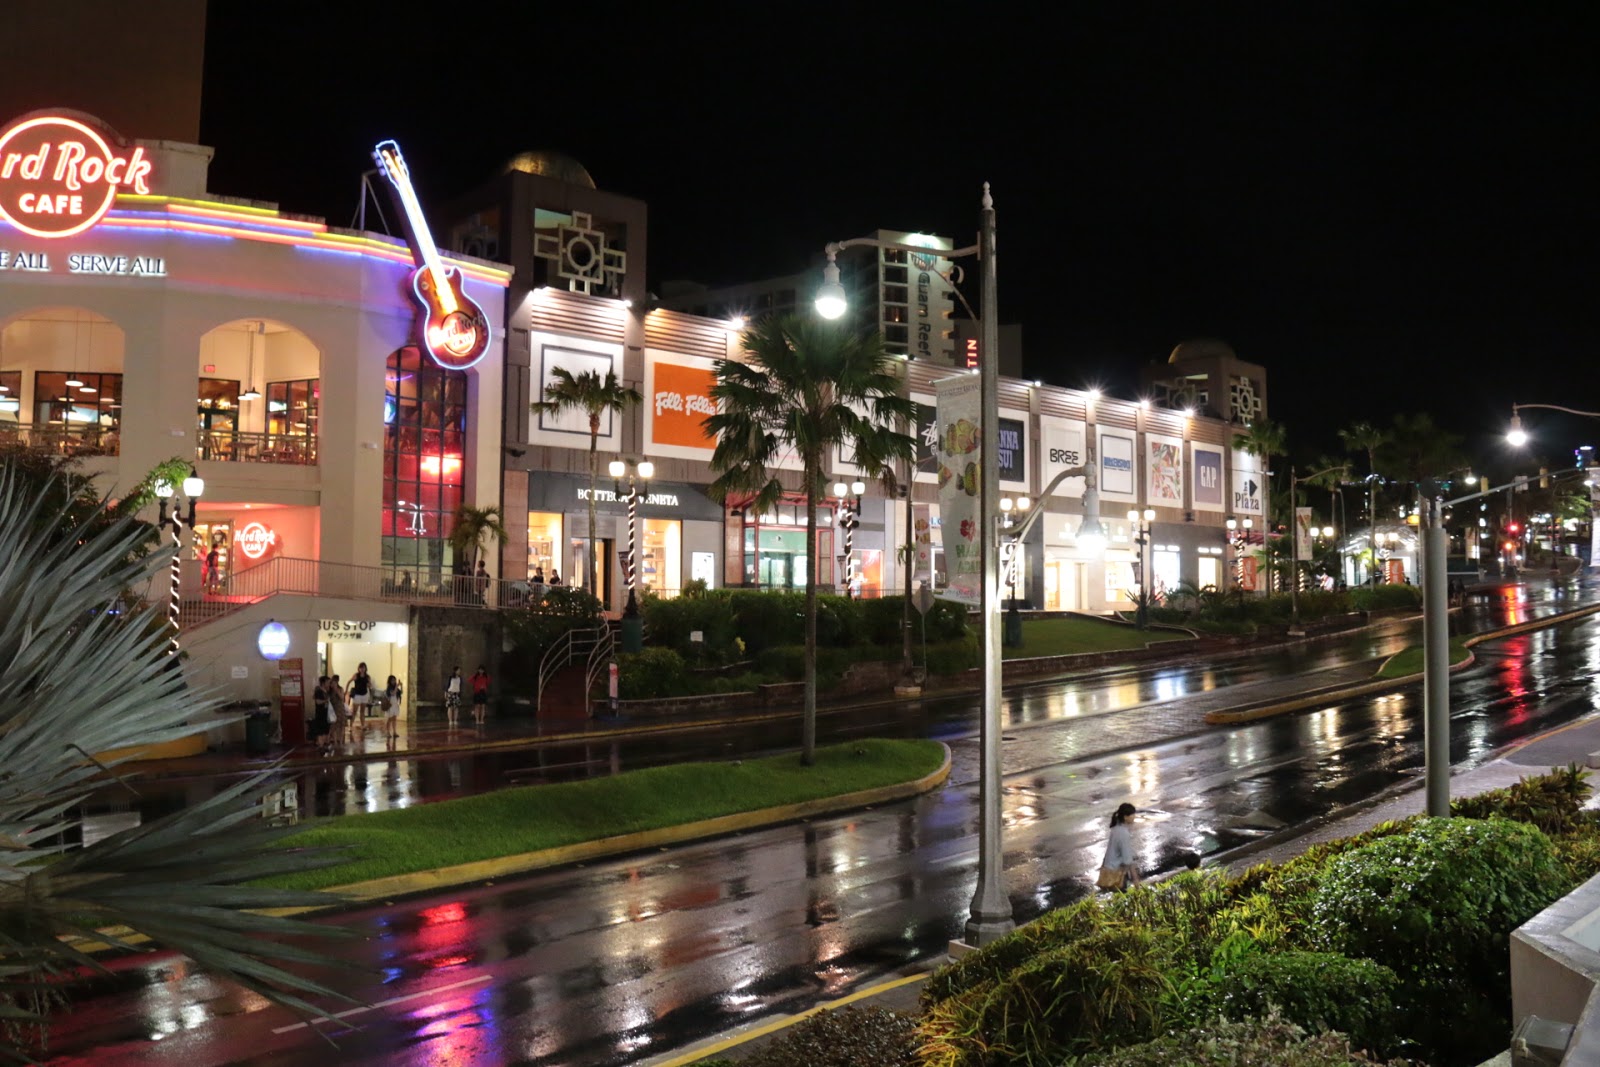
[1295,506,1314,561]
[1193,446,1225,511]
[935,375,982,605]
[278,657,305,746]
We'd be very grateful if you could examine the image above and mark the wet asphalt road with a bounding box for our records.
[44,580,1600,1066]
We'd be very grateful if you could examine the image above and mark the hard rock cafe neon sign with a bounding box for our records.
[235,521,278,561]
[0,113,153,239]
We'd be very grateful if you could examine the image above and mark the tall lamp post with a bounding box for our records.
[831,478,865,596]
[816,184,1012,946]
[1127,508,1154,629]
[1225,515,1253,588]
[607,456,654,652]
[154,466,205,655]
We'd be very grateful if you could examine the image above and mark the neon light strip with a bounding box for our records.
[167,203,328,232]
[117,193,283,217]
[92,208,511,284]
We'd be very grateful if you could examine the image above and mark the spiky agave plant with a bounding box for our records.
[0,461,358,1056]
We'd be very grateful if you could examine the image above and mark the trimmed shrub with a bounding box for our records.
[729,590,807,652]
[616,647,689,700]
[914,636,981,675]
[1064,1011,1411,1066]
[922,897,1106,1007]
[641,591,738,662]
[923,924,1171,1064]
[1188,951,1400,1058]
[724,1006,919,1067]
[1309,816,1569,1063]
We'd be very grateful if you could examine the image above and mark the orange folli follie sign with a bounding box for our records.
[0,112,153,239]
[651,360,718,450]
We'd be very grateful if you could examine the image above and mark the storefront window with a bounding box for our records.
[640,518,681,597]
[1105,558,1137,603]
[0,371,19,423]
[266,378,319,439]
[1153,549,1181,598]
[383,346,468,591]
[33,371,120,454]
[528,512,563,581]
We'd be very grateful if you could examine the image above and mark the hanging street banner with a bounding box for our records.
[1295,506,1314,561]
[934,374,982,605]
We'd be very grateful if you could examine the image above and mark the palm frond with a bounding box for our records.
[0,461,361,1052]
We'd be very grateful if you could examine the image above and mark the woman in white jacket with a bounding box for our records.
[1099,802,1141,891]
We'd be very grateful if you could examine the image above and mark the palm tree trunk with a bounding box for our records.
[802,462,818,767]
[1368,448,1377,584]
[587,419,599,600]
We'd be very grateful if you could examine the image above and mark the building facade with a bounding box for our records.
[0,109,511,717]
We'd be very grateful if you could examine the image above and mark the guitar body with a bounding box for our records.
[409,263,490,371]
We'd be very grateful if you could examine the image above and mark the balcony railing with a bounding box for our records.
[196,431,316,465]
[0,424,120,457]
[184,557,550,630]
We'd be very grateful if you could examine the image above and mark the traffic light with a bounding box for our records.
[1508,522,1521,535]
[1540,467,1551,489]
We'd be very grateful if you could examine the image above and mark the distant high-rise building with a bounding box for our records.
[660,229,961,365]
[1141,339,1268,424]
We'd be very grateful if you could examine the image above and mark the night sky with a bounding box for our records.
[201,4,1599,472]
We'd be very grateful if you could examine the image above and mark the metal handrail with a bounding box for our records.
[196,430,317,465]
[0,424,121,457]
[535,628,577,711]
[585,625,617,709]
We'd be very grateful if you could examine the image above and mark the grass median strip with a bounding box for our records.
[1375,638,1470,679]
[262,738,945,892]
[1004,616,1191,658]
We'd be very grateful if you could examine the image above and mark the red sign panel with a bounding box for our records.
[0,113,152,239]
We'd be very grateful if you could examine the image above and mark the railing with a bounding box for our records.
[0,424,120,457]
[586,625,617,710]
[196,430,316,465]
[183,557,550,631]
[535,625,609,712]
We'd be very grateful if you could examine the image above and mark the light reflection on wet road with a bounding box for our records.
[45,580,1600,1066]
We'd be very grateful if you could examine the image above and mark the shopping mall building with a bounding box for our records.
[0,108,511,741]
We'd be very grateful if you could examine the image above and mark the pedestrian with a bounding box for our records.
[204,545,221,593]
[346,662,373,738]
[1096,802,1142,892]
[549,569,562,586]
[327,673,347,746]
[532,565,545,587]
[310,675,331,756]
[382,674,403,749]
[399,569,414,596]
[444,666,462,728]
[475,559,491,605]
[470,664,491,726]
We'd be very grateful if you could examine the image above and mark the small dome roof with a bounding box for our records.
[1168,338,1237,364]
[503,151,596,189]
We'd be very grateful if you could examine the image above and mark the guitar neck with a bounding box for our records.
[376,144,458,313]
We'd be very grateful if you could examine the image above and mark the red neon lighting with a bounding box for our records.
[420,455,463,477]
[235,520,278,560]
[964,337,979,370]
[0,114,152,238]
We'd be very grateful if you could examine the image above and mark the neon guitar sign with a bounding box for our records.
[373,140,491,371]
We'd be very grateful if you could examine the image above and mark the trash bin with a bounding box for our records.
[245,707,273,755]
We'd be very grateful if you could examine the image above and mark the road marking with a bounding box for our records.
[270,974,492,1034]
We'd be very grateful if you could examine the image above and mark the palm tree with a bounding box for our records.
[1236,419,1287,592]
[449,503,508,572]
[531,368,642,598]
[1304,456,1351,583]
[704,315,915,765]
[1339,421,1389,583]
[0,461,351,1053]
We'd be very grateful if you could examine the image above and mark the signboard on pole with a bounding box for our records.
[1295,506,1314,561]
[934,374,982,605]
[278,657,305,745]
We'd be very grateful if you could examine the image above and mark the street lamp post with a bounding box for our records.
[1225,515,1254,588]
[831,478,866,597]
[816,185,1013,947]
[154,466,205,655]
[1127,508,1154,629]
[608,457,655,652]
[998,494,1031,647]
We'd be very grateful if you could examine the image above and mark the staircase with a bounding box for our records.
[536,624,616,716]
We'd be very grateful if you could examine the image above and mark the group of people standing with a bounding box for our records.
[309,663,403,756]
[443,664,493,728]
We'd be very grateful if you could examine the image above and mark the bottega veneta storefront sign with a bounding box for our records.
[528,471,724,522]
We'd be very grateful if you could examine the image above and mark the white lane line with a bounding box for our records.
[271,974,493,1034]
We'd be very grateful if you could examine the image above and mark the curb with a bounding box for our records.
[319,744,952,905]
[1203,601,1600,726]
[68,745,954,954]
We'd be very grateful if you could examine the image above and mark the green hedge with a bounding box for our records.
[917,768,1597,1067]
[1066,1012,1410,1066]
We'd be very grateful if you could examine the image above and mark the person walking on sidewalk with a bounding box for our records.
[444,666,463,729]
[470,665,491,726]
[310,676,332,756]
[346,663,373,738]
[327,674,348,747]
[1097,802,1142,892]
[382,674,403,749]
